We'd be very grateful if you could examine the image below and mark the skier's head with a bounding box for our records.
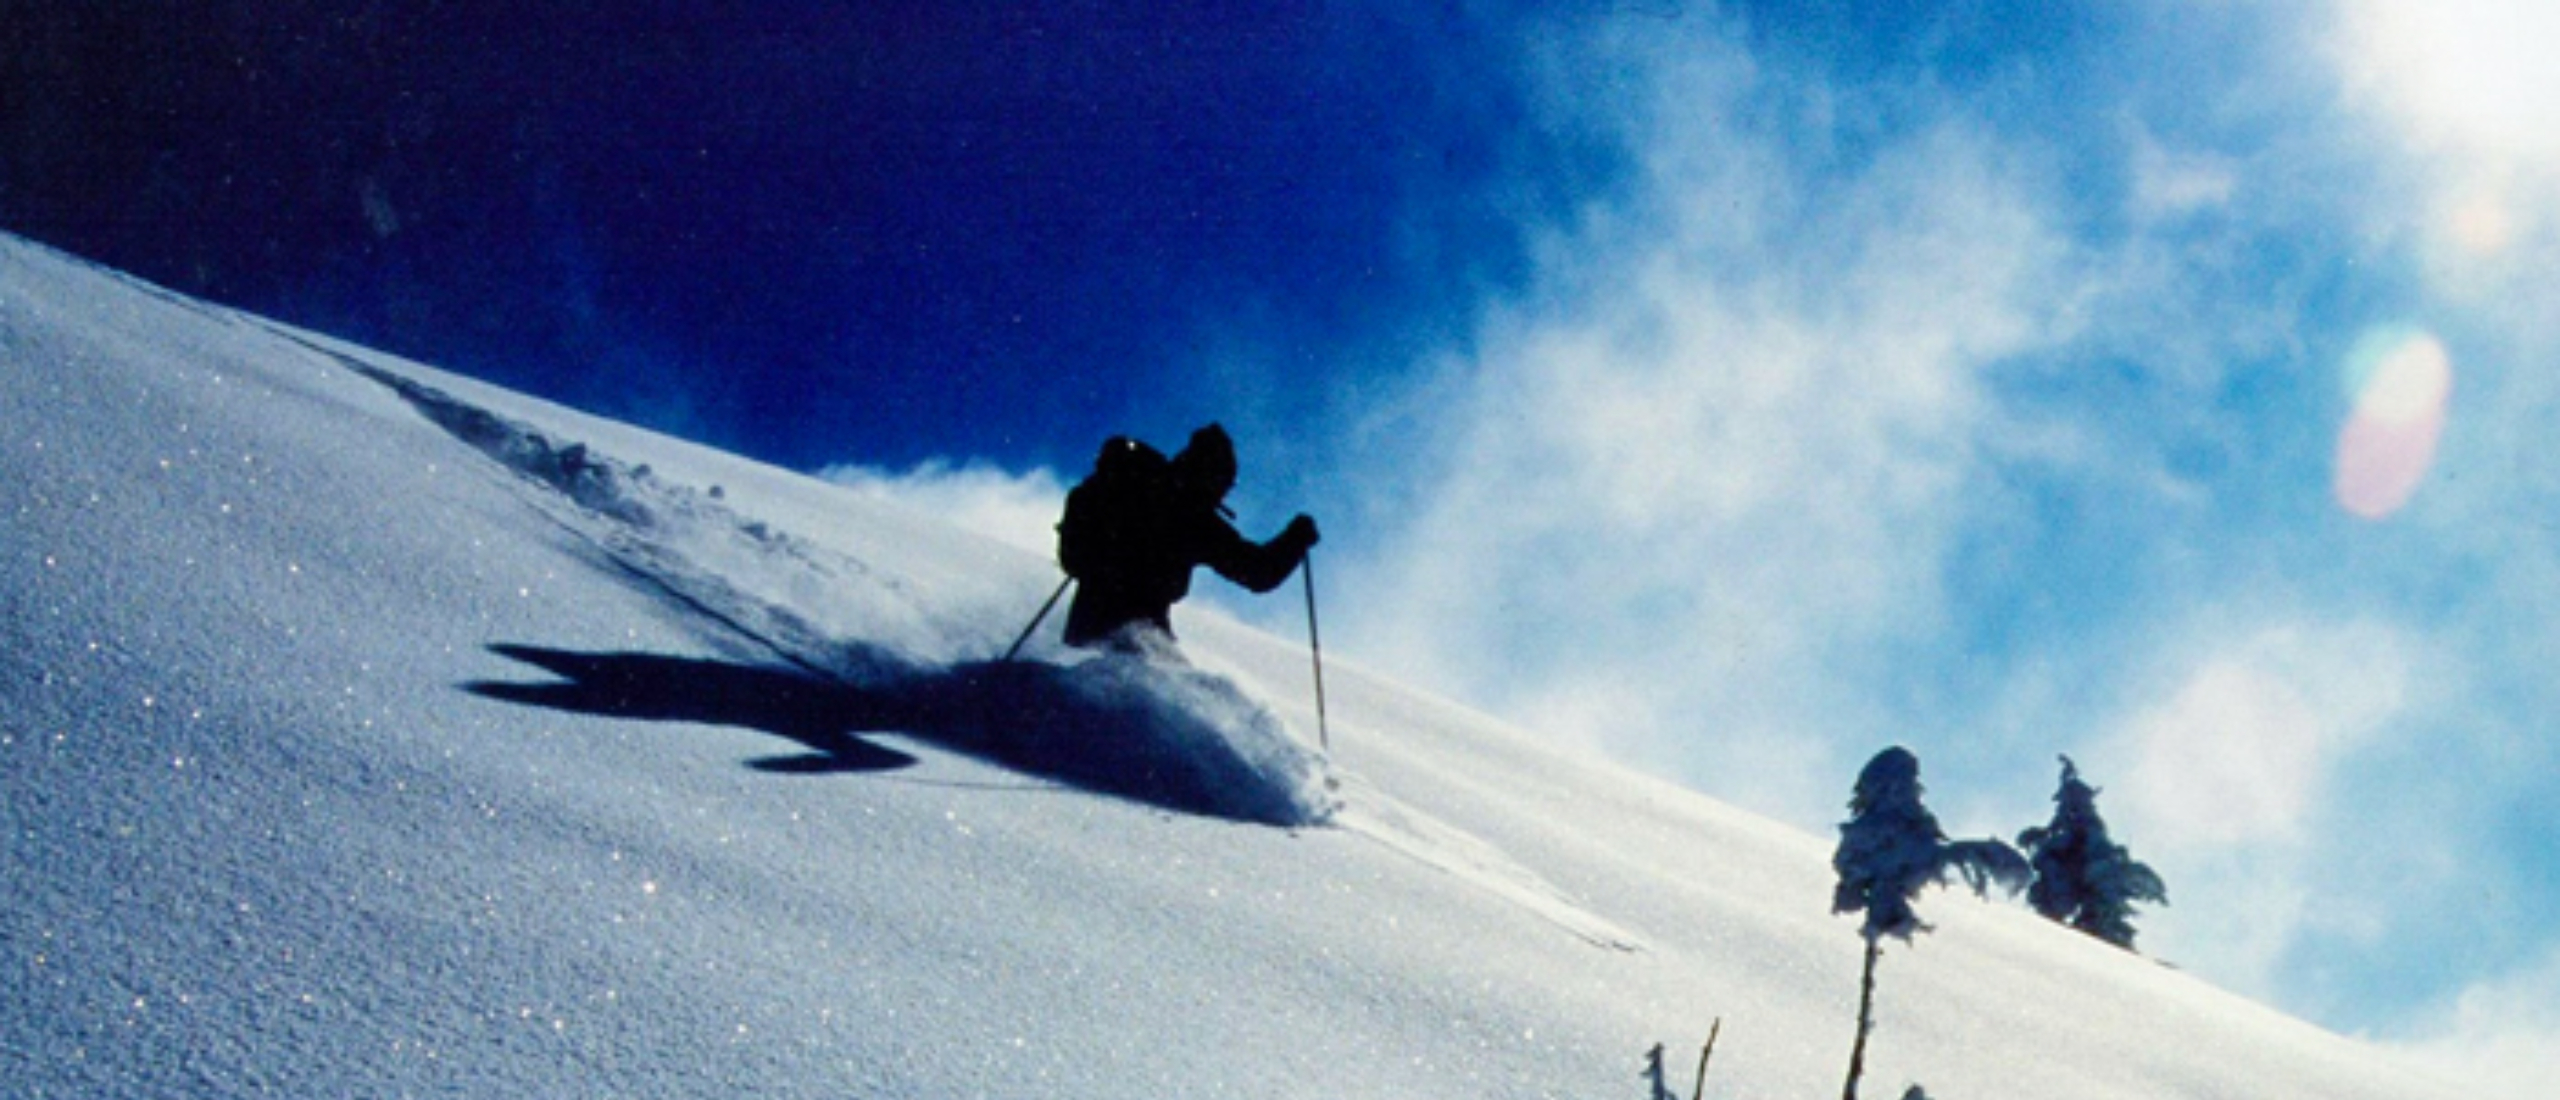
[1171,423,1237,506]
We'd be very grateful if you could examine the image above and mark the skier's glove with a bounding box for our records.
[1284,514,1321,554]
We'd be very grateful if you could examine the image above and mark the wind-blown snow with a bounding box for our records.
[1,231,2469,1098]
[312,343,1336,828]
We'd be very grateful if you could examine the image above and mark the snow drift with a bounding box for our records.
[0,231,2473,1098]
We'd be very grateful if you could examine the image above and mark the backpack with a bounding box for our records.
[1056,436,1169,581]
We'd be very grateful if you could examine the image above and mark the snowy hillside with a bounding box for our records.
[1,231,2467,1098]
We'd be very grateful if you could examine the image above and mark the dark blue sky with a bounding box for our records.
[4,0,1597,472]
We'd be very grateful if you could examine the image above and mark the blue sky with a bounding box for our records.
[8,0,2557,1085]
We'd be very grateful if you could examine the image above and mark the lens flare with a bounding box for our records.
[2333,328,2453,520]
[2445,185,2518,259]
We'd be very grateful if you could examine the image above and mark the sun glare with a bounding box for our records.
[2334,328,2454,520]
[2346,0,2560,159]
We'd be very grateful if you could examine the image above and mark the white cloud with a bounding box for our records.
[819,460,1068,558]
[2390,943,2560,1100]
[2110,622,2409,848]
[2087,619,2421,999]
[1335,26,2081,825]
[2128,124,2241,223]
[2125,659,2328,844]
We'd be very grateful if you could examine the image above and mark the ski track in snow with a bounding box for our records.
[305,335,1638,943]
[1331,774,1646,953]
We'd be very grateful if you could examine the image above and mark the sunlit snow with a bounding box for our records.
[1,233,2465,1098]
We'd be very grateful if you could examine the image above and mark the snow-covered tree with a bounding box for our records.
[1831,747,2027,1100]
[2018,755,2166,950]
[1832,747,2028,940]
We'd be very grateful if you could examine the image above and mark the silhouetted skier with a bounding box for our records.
[1055,423,1318,649]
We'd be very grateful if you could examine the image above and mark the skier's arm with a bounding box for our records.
[1202,514,1319,594]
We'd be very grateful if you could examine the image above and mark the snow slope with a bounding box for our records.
[1,231,2468,1098]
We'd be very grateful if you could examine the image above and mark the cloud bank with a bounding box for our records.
[1332,18,2083,821]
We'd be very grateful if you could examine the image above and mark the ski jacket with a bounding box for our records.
[1055,435,1313,647]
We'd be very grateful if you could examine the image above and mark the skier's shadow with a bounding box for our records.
[466,644,922,774]
[464,642,1326,826]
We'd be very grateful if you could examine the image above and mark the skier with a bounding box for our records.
[1054,423,1319,649]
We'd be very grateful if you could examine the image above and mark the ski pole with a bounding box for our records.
[1303,552,1330,753]
[1003,575,1074,662]
[1692,1017,1721,1100]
